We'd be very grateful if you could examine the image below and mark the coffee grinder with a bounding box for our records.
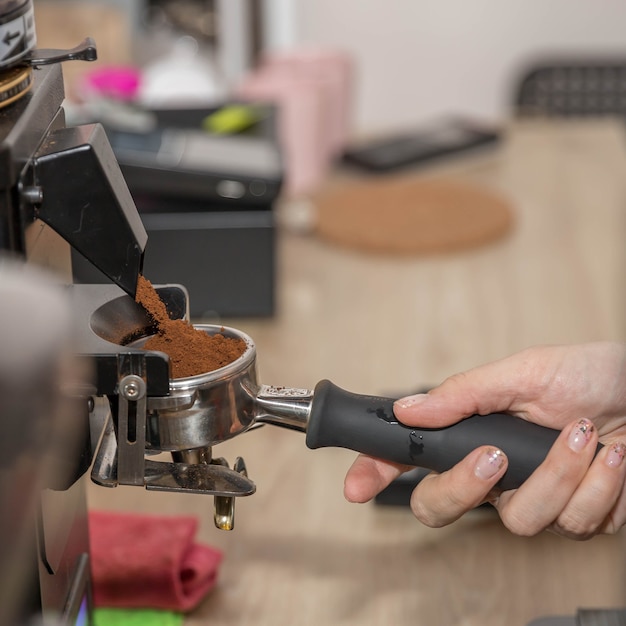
[0,2,253,624]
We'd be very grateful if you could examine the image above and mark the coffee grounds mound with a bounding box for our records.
[135,276,246,379]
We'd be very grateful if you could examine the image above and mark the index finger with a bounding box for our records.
[344,454,411,503]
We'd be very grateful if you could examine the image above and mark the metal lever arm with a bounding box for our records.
[22,37,97,66]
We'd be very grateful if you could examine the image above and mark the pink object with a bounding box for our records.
[89,511,223,612]
[81,66,141,101]
[237,70,329,197]
[236,47,353,198]
[262,48,353,158]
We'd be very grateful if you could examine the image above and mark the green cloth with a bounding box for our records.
[93,608,183,626]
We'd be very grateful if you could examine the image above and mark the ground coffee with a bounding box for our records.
[135,276,246,379]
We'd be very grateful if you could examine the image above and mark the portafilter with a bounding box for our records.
[137,324,599,493]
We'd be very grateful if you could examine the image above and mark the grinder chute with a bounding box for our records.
[23,121,147,297]
[0,8,246,621]
[0,0,145,298]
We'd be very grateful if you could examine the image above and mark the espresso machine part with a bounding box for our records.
[0,1,36,67]
[71,287,256,532]
[0,17,147,300]
[0,0,36,108]
[0,260,87,626]
[0,5,159,622]
[0,1,145,298]
[15,36,146,297]
[23,120,147,296]
[0,1,95,109]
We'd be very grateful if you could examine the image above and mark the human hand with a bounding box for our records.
[343,342,626,539]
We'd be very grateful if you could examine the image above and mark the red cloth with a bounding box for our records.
[89,511,223,612]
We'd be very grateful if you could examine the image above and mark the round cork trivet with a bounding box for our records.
[314,177,514,254]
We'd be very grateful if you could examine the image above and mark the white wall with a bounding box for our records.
[265,0,626,134]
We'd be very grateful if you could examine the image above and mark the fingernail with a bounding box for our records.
[394,393,429,409]
[568,419,594,452]
[606,442,626,468]
[474,447,506,480]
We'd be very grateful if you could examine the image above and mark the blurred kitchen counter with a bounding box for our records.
[88,119,626,625]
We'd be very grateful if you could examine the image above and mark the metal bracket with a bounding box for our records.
[91,350,256,525]
[91,412,256,497]
[116,352,148,486]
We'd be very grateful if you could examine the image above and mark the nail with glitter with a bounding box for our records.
[568,419,594,453]
[606,442,626,468]
[474,448,506,480]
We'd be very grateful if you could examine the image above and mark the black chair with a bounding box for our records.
[514,59,626,118]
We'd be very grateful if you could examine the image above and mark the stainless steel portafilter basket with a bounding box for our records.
[141,325,259,452]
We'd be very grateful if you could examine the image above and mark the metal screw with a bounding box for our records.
[124,382,139,398]
[21,186,43,205]
[119,375,146,401]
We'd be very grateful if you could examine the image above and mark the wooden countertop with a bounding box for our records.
[88,120,626,625]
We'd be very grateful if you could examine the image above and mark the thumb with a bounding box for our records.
[393,387,472,428]
[393,361,522,428]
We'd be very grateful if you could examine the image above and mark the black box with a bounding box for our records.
[73,105,282,318]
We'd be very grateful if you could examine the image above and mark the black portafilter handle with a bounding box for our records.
[305,380,602,492]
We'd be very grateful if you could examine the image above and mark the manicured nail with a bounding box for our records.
[474,447,506,480]
[394,393,429,409]
[568,419,594,452]
[606,442,626,468]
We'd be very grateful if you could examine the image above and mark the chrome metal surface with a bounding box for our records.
[144,459,256,497]
[120,374,146,401]
[134,326,315,450]
[254,385,312,432]
[172,446,212,465]
[117,373,147,486]
[90,413,117,488]
[140,325,259,451]
[212,456,248,531]
[148,390,197,412]
[90,415,256,497]
[214,496,235,531]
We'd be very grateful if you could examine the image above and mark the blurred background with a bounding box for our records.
[32,0,626,206]
[34,0,626,132]
[293,0,626,132]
